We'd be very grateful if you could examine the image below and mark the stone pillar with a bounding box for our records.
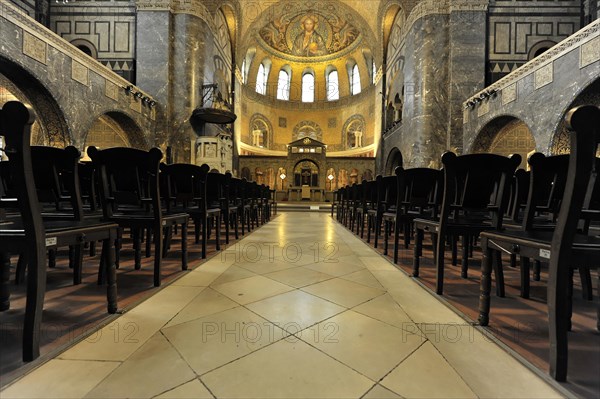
[446,2,488,154]
[355,131,363,148]
[169,13,209,163]
[135,5,173,149]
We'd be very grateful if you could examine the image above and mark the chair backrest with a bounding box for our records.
[78,161,100,212]
[440,152,521,228]
[206,171,227,210]
[30,146,84,220]
[509,169,530,222]
[87,146,163,219]
[0,101,45,255]
[552,105,600,257]
[160,163,209,210]
[522,153,570,230]
[396,167,442,216]
[381,175,398,211]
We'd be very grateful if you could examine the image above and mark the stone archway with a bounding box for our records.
[0,58,70,147]
[472,116,535,169]
[82,111,148,156]
[293,159,320,187]
[385,147,403,175]
[551,77,600,155]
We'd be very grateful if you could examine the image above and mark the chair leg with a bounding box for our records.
[374,215,381,248]
[146,228,152,258]
[403,222,410,249]
[579,268,593,300]
[461,235,469,278]
[181,222,188,270]
[162,226,172,258]
[451,235,458,266]
[225,213,230,244]
[234,212,239,240]
[133,228,142,270]
[15,254,27,285]
[533,260,541,281]
[103,233,118,314]
[383,220,389,256]
[435,232,445,295]
[367,216,372,243]
[215,215,221,251]
[90,241,97,257]
[413,228,423,277]
[23,242,47,361]
[201,218,207,259]
[115,228,122,269]
[478,242,493,326]
[1,253,11,311]
[547,259,570,381]
[48,249,56,269]
[493,251,505,298]
[153,224,163,287]
[510,253,517,268]
[520,256,530,299]
[393,219,400,264]
[73,244,84,285]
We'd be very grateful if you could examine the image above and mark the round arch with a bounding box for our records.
[528,40,557,60]
[70,39,98,59]
[0,55,70,147]
[293,159,320,187]
[471,115,535,168]
[551,77,600,155]
[82,111,148,152]
[385,147,403,175]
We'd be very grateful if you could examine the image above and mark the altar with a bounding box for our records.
[287,186,326,201]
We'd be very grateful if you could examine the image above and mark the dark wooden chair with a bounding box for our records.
[206,171,235,244]
[0,101,118,361]
[365,176,381,244]
[385,167,442,264]
[241,178,258,231]
[478,105,600,381]
[372,176,398,250]
[160,163,220,259]
[355,180,377,238]
[88,146,188,287]
[380,176,398,256]
[413,152,521,295]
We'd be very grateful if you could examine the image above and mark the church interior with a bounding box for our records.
[0,0,599,398]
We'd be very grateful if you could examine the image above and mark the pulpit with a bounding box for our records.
[301,185,311,200]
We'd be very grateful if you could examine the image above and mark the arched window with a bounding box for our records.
[326,69,339,101]
[302,72,315,103]
[276,68,291,101]
[255,63,267,95]
[350,64,361,95]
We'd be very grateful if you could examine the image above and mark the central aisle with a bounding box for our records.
[2,213,564,399]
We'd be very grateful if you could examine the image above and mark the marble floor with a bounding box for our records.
[1,213,567,398]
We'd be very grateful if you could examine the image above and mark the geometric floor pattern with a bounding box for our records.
[0,213,565,398]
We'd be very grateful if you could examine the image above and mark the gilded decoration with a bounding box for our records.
[258,10,360,58]
[293,120,323,142]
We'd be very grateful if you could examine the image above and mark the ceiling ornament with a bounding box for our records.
[258,10,360,59]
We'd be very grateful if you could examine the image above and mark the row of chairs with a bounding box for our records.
[0,101,274,362]
[331,105,600,382]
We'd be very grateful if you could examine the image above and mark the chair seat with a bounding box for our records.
[414,216,494,232]
[110,211,188,225]
[482,228,600,251]
[1,216,118,238]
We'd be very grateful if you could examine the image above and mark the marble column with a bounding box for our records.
[135,9,172,148]
[446,7,487,154]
